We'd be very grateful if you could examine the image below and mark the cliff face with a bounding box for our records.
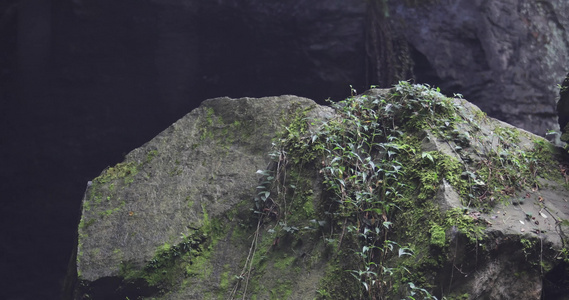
[390,0,569,135]
[68,84,569,299]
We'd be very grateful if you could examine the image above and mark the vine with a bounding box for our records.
[249,82,467,299]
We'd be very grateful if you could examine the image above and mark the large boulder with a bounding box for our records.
[67,84,569,299]
[67,95,335,299]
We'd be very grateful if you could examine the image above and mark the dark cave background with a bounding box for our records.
[1,2,368,298]
[1,1,567,299]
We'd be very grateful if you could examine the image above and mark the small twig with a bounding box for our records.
[229,217,262,300]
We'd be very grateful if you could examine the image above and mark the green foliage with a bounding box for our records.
[248,81,563,299]
[252,82,457,299]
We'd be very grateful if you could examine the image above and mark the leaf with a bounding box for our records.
[260,191,270,201]
[399,247,413,257]
[422,152,434,163]
[256,169,269,176]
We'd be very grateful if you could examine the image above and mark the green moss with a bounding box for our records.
[444,293,470,300]
[316,257,360,299]
[146,150,159,163]
[444,208,486,244]
[279,103,322,165]
[199,107,217,141]
[302,198,315,219]
[185,252,213,279]
[197,106,257,154]
[269,279,293,299]
[78,218,96,230]
[219,267,231,290]
[115,204,227,295]
[429,224,446,247]
[97,200,125,217]
[494,126,521,145]
[273,254,296,270]
[94,161,139,185]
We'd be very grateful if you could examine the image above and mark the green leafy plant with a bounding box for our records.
[247,82,456,299]
[245,81,561,299]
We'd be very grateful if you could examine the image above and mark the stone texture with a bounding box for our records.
[390,0,569,135]
[72,95,334,298]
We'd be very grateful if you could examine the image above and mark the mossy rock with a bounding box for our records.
[68,84,569,299]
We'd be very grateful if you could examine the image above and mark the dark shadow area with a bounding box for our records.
[410,45,465,99]
[0,1,364,299]
[542,261,569,300]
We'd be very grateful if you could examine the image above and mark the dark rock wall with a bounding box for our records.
[1,0,568,298]
[199,0,367,100]
[391,0,569,135]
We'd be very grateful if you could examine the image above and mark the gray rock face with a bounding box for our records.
[70,87,569,299]
[72,95,334,298]
[390,0,569,135]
